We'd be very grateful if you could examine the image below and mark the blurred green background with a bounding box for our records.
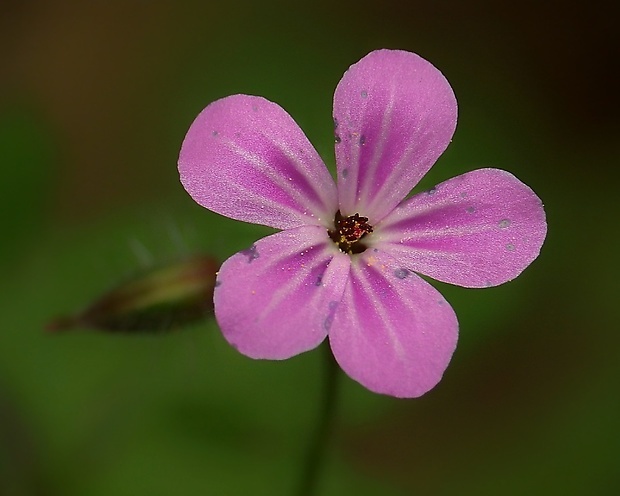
[1,1,618,495]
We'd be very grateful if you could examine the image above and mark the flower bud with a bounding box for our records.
[47,255,218,333]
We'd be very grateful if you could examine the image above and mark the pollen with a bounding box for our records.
[328,210,373,254]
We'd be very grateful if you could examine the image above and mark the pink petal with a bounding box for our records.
[377,168,547,288]
[179,95,337,230]
[214,226,350,359]
[328,249,458,398]
[333,49,457,222]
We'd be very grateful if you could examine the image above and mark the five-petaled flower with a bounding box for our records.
[178,49,547,398]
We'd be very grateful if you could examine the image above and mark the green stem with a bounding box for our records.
[297,342,340,496]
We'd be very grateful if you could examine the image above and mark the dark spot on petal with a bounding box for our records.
[460,191,468,198]
[373,248,378,252]
[361,90,368,98]
[315,274,323,286]
[335,133,341,144]
[466,206,476,213]
[426,186,437,195]
[241,244,259,263]
[215,279,222,287]
[212,130,219,137]
[333,118,339,130]
[394,268,409,279]
[341,168,349,178]
[323,301,339,331]
[359,134,366,145]
[437,299,445,305]
[506,243,515,251]
[499,219,511,228]
[252,105,258,112]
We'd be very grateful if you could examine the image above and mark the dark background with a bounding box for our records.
[1,1,618,495]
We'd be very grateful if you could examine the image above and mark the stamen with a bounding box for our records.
[328,211,373,254]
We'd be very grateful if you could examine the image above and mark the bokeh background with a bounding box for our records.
[1,1,618,495]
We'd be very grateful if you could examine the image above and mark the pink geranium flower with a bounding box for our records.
[178,49,547,398]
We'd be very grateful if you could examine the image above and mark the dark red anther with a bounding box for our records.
[328,211,373,254]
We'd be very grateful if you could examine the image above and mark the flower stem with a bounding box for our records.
[297,342,340,496]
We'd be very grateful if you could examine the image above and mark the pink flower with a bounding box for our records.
[178,49,547,398]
